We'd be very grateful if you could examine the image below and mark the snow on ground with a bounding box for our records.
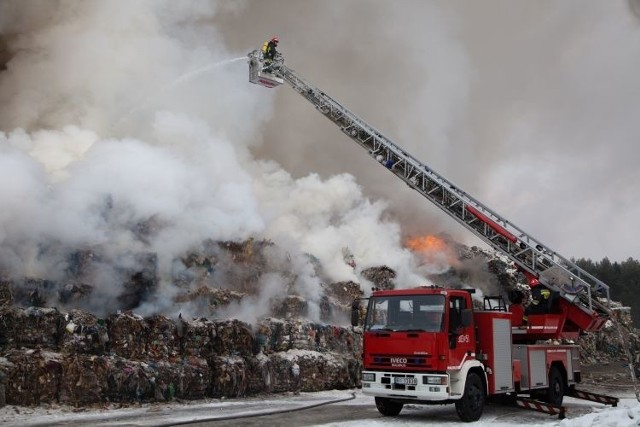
[1,389,639,427]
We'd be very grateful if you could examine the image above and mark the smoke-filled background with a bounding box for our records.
[0,1,638,319]
[218,0,640,262]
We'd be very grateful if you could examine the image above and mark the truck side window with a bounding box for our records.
[449,296,466,333]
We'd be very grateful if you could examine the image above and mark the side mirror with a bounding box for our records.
[351,300,361,327]
[461,309,473,327]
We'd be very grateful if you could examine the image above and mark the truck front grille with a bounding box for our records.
[370,354,432,368]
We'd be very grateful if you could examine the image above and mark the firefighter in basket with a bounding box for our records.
[262,36,279,71]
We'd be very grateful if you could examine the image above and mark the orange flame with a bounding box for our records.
[406,234,458,267]
[406,235,448,253]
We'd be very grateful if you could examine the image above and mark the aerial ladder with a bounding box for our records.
[247,49,613,339]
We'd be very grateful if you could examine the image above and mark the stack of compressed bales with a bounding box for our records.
[0,357,10,408]
[269,351,302,393]
[212,319,255,357]
[108,311,148,360]
[59,283,93,305]
[176,356,211,399]
[272,295,308,319]
[11,278,56,307]
[210,355,248,398]
[245,353,274,394]
[0,306,63,349]
[104,358,149,403]
[3,349,62,405]
[0,278,11,306]
[323,280,364,321]
[316,324,359,354]
[253,322,273,354]
[144,360,180,401]
[288,320,316,351]
[60,309,108,355]
[179,317,216,359]
[361,266,396,290]
[60,354,109,406]
[269,350,356,393]
[173,286,245,312]
[262,318,291,352]
[577,304,640,365]
[146,315,180,361]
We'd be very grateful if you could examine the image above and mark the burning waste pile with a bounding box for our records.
[0,233,636,408]
[0,238,368,407]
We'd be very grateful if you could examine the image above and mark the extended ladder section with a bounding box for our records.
[248,50,612,333]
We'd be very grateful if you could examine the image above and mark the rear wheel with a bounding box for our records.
[375,397,403,416]
[544,366,565,405]
[455,371,485,422]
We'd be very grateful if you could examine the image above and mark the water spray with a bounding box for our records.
[114,56,246,129]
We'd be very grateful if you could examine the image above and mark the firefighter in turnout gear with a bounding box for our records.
[262,36,279,62]
[523,285,555,324]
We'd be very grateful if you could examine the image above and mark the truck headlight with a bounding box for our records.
[362,372,376,382]
[425,376,447,385]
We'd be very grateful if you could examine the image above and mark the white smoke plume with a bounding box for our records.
[3,1,636,321]
[0,1,428,320]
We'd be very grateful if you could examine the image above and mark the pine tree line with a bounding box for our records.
[574,257,640,327]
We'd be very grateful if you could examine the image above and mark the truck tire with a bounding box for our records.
[455,372,485,422]
[375,397,403,416]
[544,366,565,406]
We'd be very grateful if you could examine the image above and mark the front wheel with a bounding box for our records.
[375,397,403,416]
[455,371,486,422]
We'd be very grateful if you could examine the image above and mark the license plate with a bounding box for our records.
[394,377,417,386]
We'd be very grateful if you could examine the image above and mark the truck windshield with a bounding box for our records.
[365,294,445,332]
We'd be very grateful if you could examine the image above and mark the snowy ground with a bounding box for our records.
[1,389,638,427]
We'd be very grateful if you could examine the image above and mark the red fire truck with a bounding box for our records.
[247,47,620,422]
[352,285,617,421]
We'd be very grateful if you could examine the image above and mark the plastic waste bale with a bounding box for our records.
[180,316,216,359]
[360,266,396,290]
[0,306,64,350]
[246,352,274,394]
[61,309,108,355]
[144,360,180,401]
[0,278,12,306]
[4,349,62,405]
[212,319,255,357]
[210,355,248,398]
[60,354,109,406]
[146,314,180,361]
[269,349,356,393]
[287,320,315,351]
[272,295,308,319]
[107,311,149,360]
[176,356,211,399]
